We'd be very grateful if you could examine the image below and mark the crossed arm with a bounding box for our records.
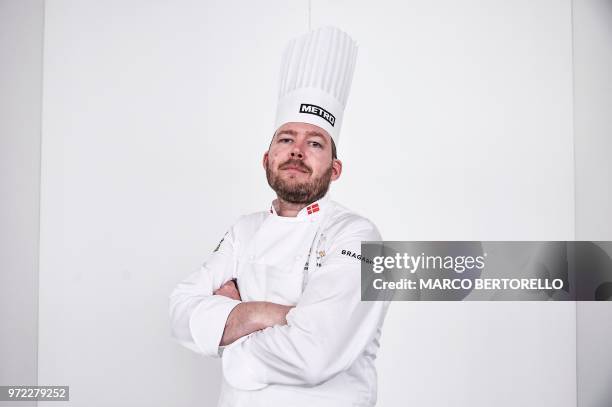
[213,280,293,346]
[168,225,297,357]
[169,218,387,390]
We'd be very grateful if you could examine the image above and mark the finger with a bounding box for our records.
[222,280,236,289]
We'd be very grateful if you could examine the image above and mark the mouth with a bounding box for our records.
[280,163,311,174]
[282,166,309,173]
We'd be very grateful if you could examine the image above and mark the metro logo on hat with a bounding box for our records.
[274,26,358,146]
[299,103,336,127]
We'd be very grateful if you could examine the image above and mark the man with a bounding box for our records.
[169,26,389,407]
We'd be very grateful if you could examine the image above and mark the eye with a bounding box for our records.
[279,138,293,144]
[309,141,323,149]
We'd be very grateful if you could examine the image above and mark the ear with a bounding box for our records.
[331,159,342,181]
[262,151,269,171]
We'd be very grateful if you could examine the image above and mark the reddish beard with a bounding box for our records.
[266,158,333,204]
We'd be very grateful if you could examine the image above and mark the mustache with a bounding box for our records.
[279,159,311,173]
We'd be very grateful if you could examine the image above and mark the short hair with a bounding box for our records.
[331,138,338,160]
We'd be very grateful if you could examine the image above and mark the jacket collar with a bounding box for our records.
[269,193,330,218]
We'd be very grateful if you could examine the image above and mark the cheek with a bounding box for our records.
[268,145,285,159]
[267,152,284,169]
[309,155,332,173]
[270,144,295,159]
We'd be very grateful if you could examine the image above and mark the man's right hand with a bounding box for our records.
[214,279,242,301]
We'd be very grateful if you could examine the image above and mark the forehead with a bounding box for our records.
[274,122,331,142]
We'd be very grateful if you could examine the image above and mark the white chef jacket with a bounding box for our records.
[169,194,390,407]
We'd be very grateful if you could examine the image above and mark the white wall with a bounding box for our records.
[312,1,576,406]
[573,0,612,406]
[37,1,577,406]
[0,2,43,407]
[38,1,308,406]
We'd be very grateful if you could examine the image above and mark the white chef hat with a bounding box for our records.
[274,26,358,146]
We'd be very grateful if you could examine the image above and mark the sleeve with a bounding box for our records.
[221,218,389,389]
[168,226,242,358]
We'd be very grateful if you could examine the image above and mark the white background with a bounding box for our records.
[1,0,610,406]
[0,2,42,407]
[573,0,612,406]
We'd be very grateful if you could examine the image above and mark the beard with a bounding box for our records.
[266,158,333,204]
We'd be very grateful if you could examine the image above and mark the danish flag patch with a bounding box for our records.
[306,203,320,215]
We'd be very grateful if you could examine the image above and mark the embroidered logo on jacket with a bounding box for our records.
[341,249,374,264]
[306,202,320,215]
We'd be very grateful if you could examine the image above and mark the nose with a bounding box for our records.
[290,145,304,159]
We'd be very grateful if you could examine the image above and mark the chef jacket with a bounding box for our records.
[169,194,390,407]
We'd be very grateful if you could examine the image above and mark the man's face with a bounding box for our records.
[263,122,342,204]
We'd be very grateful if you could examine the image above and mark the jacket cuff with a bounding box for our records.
[189,295,241,357]
[222,339,268,390]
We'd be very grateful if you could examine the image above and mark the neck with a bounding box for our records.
[276,198,308,217]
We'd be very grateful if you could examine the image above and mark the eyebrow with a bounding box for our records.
[275,130,298,137]
[305,131,327,143]
[274,129,328,145]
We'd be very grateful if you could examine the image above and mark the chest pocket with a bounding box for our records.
[236,219,318,305]
[236,256,308,305]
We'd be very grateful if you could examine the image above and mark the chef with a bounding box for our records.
[169,26,390,407]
